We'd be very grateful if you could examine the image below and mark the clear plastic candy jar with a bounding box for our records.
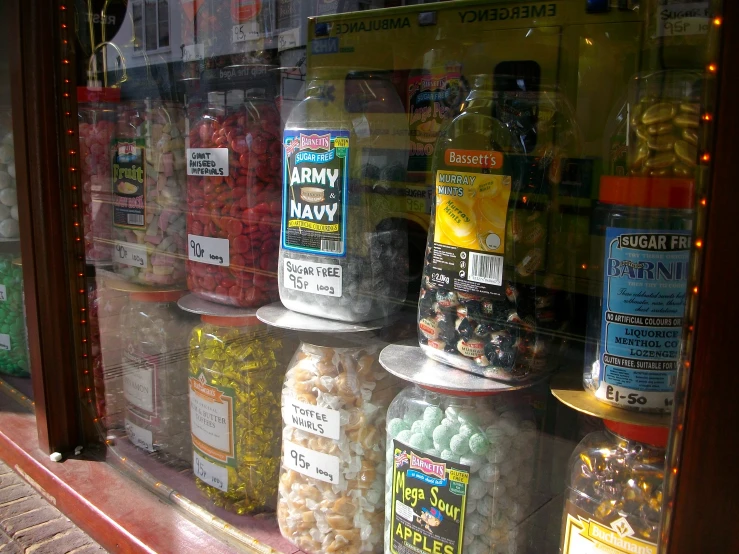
[188,313,285,514]
[561,420,667,553]
[417,75,571,380]
[277,333,399,554]
[278,70,409,322]
[186,90,282,307]
[112,101,188,286]
[627,70,702,178]
[121,290,194,460]
[385,385,537,554]
[0,110,19,240]
[0,256,29,377]
[78,88,117,262]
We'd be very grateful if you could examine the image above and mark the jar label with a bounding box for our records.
[112,139,147,229]
[389,440,469,554]
[282,130,349,257]
[114,241,148,268]
[407,67,463,176]
[193,450,228,492]
[186,148,229,177]
[561,499,658,554]
[283,439,340,484]
[122,348,156,416]
[188,234,230,266]
[430,171,511,297]
[597,228,690,409]
[125,419,154,452]
[282,398,340,440]
[0,333,10,351]
[189,371,237,468]
[282,258,342,297]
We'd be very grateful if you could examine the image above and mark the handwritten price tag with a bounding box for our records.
[182,44,204,62]
[0,333,10,351]
[188,235,230,267]
[283,259,342,297]
[125,419,154,452]
[282,398,340,440]
[0,285,6,302]
[284,440,340,484]
[193,451,228,492]
[114,241,147,268]
[232,22,260,43]
[278,27,300,52]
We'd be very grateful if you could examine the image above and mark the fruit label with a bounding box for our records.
[282,130,349,257]
[389,440,469,554]
[561,499,658,554]
[596,228,690,410]
[189,372,237,469]
[112,139,146,229]
[430,170,511,297]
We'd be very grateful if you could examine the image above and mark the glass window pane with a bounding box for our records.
[144,0,157,51]
[132,2,143,52]
[158,0,169,49]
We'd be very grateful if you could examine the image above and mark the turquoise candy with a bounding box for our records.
[440,449,460,463]
[0,255,29,377]
[397,429,413,444]
[409,433,433,451]
[410,420,425,434]
[388,418,409,438]
[422,406,443,426]
[419,420,436,438]
[432,423,454,447]
[459,423,476,439]
[469,433,490,455]
[449,433,470,455]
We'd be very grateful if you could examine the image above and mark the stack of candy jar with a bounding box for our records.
[385,385,537,554]
[112,101,187,286]
[277,334,400,554]
[186,90,281,307]
[561,421,667,553]
[120,290,195,461]
[0,110,19,239]
[78,89,117,262]
[418,75,570,380]
[188,314,287,513]
[0,256,28,376]
[278,71,409,323]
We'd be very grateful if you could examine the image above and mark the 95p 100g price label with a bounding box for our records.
[0,333,10,351]
[0,284,6,301]
[283,440,340,484]
[188,235,230,267]
[283,258,342,297]
[193,451,228,492]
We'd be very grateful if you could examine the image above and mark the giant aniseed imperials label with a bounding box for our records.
[112,138,146,229]
[430,167,511,297]
[561,499,658,554]
[597,228,690,410]
[282,130,348,257]
[189,371,237,477]
[390,441,469,554]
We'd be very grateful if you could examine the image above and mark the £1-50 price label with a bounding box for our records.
[283,259,342,297]
[193,451,228,492]
[0,333,10,351]
[188,235,230,267]
[115,241,147,268]
[283,440,340,484]
[0,284,6,302]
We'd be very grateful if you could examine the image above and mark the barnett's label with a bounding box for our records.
[282,130,348,256]
[390,441,469,554]
[596,229,690,409]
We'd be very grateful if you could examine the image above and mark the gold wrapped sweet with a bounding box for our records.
[188,315,286,514]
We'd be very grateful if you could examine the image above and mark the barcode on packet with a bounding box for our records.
[127,214,144,226]
[468,252,503,286]
[321,240,344,254]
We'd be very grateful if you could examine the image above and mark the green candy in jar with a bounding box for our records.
[0,256,29,377]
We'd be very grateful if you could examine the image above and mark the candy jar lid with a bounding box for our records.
[129,290,186,303]
[604,419,669,448]
[599,176,694,209]
[200,314,260,327]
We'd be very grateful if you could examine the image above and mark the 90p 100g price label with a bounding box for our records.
[283,440,340,484]
[115,241,147,268]
[188,235,230,267]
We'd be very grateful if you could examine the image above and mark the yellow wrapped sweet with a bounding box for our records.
[188,314,285,514]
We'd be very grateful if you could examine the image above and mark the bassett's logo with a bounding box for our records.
[300,133,331,151]
[410,452,446,480]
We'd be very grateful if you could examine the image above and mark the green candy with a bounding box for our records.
[388,418,409,438]
[469,433,490,455]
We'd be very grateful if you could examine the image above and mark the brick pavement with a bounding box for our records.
[0,461,106,553]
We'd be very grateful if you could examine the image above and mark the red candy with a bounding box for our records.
[186,90,282,308]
